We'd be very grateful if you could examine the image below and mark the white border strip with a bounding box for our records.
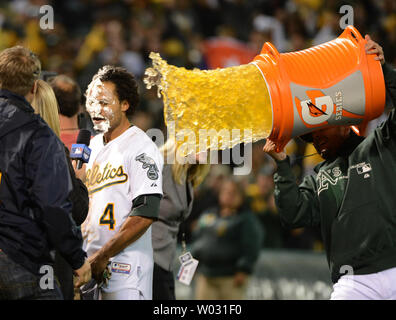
[250,61,274,138]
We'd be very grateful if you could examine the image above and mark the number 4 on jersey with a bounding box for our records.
[100,203,116,230]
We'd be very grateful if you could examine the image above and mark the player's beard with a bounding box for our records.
[93,118,111,133]
[91,107,117,134]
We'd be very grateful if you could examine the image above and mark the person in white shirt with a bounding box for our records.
[82,65,163,300]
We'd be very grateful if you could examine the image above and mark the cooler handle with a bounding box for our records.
[260,42,280,61]
[340,25,364,45]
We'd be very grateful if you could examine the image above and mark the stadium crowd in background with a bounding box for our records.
[1,0,395,268]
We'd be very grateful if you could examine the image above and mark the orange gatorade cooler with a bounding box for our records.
[145,26,385,155]
[252,25,386,151]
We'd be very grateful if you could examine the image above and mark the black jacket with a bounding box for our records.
[0,89,86,275]
[273,63,396,283]
[53,146,89,300]
[64,146,89,226]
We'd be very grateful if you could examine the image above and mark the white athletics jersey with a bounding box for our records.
[82,126,163,297]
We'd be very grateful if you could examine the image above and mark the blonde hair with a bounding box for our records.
[31,79,61,138]
[160,138,210,188]
[0,46,41,96]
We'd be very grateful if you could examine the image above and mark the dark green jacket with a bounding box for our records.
[191,208,263,277]
[274,63,396,283]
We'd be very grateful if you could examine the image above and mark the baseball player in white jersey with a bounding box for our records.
[81,65,163,300]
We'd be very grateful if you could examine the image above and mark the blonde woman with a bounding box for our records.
[152,138,210,300]
[31,79,61,137]
[31,79,90,300]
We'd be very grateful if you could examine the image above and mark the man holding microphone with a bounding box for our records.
[0,46,91,299]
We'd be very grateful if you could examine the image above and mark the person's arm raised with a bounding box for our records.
[263,139,320,228]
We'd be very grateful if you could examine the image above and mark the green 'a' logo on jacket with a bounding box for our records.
[316,166,344,196]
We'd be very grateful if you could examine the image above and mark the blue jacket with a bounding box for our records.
[0,89,86,275]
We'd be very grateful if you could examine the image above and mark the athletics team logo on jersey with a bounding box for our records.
[135,153,159,180]
[85,163,128,195]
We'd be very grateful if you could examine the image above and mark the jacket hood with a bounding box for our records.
[0,89,37,139]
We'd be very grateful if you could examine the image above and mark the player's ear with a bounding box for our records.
[121,100,130,113]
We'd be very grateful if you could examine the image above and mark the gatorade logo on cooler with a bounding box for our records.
[299,95,334,126]
[289,70,367,137]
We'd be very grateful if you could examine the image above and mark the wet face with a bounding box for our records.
[312,126,351,160]
[86,80,126,133]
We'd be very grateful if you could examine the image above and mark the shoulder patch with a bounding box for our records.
[135,153,159,180]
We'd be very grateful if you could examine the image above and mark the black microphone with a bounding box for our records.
[70,129,92,169]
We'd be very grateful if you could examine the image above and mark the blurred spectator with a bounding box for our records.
[245,165,274,210]
[312,10,341,46]
[202,26,257,69]
[258,193,285,248]
[1,0,394,86]
[191,178,263,300]
[245,166,285,249]
[180,164,231,244]
[235,141,273,189]
[131,110,155,132]
[252,13,287,52]
[50,74,83,149]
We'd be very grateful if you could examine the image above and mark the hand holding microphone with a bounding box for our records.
[72,160,87,182]
[70,130,92,180]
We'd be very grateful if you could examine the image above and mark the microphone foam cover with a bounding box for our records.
[76,129,91,146]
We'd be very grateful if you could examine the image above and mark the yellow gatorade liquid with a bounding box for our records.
[144,52,273,155]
